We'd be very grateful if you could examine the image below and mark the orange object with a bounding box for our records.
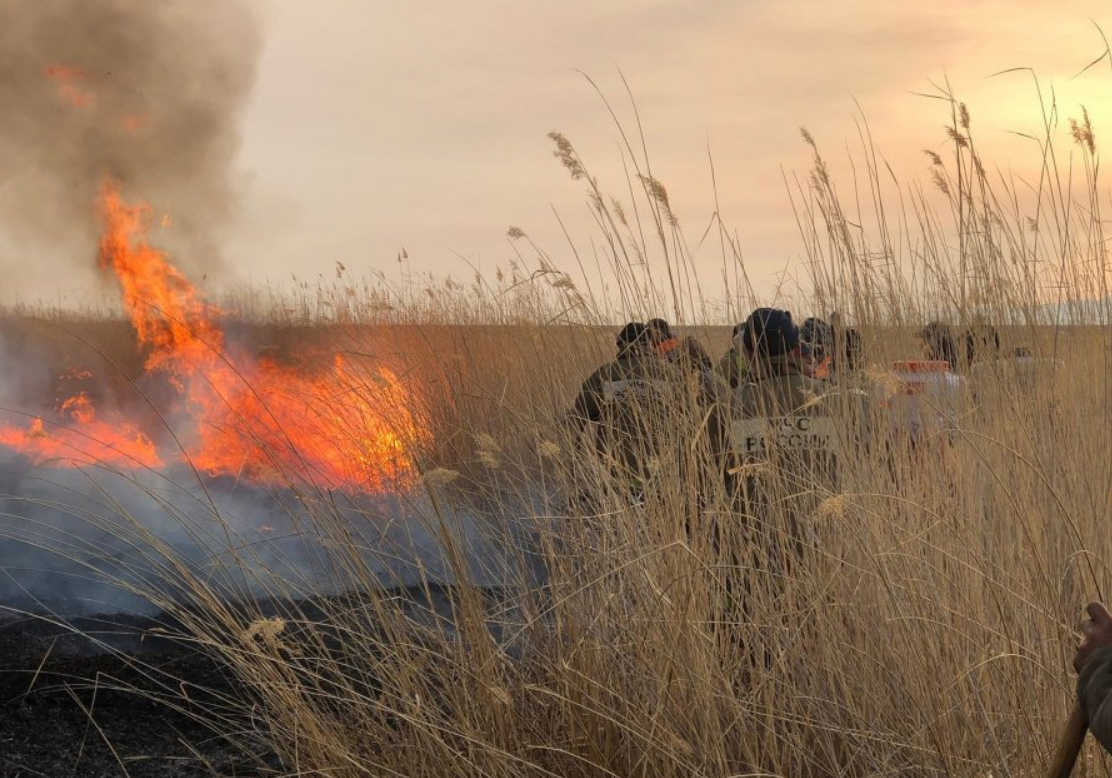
[656,338,680,358]
[814,356,833,379]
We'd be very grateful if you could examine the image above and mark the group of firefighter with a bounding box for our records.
[569,308,870,515]
[566,309,1112,751]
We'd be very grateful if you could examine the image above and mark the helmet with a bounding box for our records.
[616,321,650,353]
[740,308,800,357]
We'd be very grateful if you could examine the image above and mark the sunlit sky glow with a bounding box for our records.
[6,0,1112,308]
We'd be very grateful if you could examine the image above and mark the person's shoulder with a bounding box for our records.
[604,354,677,385]
[621,354,662,379]
[583,359,619,386]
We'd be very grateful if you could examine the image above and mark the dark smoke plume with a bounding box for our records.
[0,0,261,285]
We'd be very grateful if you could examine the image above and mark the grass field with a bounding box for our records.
[2,91,1112,777]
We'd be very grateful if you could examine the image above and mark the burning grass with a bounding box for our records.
[0,183,425,492]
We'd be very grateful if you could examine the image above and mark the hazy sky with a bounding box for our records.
[6,1,1112,306]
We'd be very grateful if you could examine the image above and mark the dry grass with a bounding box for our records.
[5,79,1112,778]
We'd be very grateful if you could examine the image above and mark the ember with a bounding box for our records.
[44,63,95,108]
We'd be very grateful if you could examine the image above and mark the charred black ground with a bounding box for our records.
[0,584,493,777]
[0,611,276,777]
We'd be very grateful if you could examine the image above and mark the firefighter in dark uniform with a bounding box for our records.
[569,322,680,500]
[725,308,872,570]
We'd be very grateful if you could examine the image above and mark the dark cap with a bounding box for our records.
[616,321,650,352]
[801,317,832,347]
[740,308,800,357]
[647,318,673,337]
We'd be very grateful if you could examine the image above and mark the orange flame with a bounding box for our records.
[0,398,162,470]
[0,183,422,491]
[98,181,225,376]
[45,64,95,109]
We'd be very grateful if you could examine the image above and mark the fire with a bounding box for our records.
[0,183,422,492]
[45,64,95,109]
[0,401,162,470]
[186,354,416,491]
[4,65,423,491]
[98,181,225,376]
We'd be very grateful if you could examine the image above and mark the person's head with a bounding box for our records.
[802,317,831,345]
[739,308,801,362]
[647,318,672,342]
[647,317,679,357]
[918,321,956,368]
[616,321,651,356]
[800,317,832,370]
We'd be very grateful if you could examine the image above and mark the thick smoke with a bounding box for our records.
[0,0,261,287]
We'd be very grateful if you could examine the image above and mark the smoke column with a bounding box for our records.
[0,0,262,291]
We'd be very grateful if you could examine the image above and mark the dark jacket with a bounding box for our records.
[571,346,727,495]
[1080,646,1112,753]
[570,349,680,489]
[727,355,873,514]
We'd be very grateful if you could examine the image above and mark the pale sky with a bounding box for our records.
[9,1,1112,309]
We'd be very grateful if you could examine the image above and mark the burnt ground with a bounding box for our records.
[0,612,279,778]
[0,585,491,777]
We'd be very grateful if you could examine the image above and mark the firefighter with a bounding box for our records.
[569,322,679,499]
[726,308,873,549]
[712,309,870,658]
